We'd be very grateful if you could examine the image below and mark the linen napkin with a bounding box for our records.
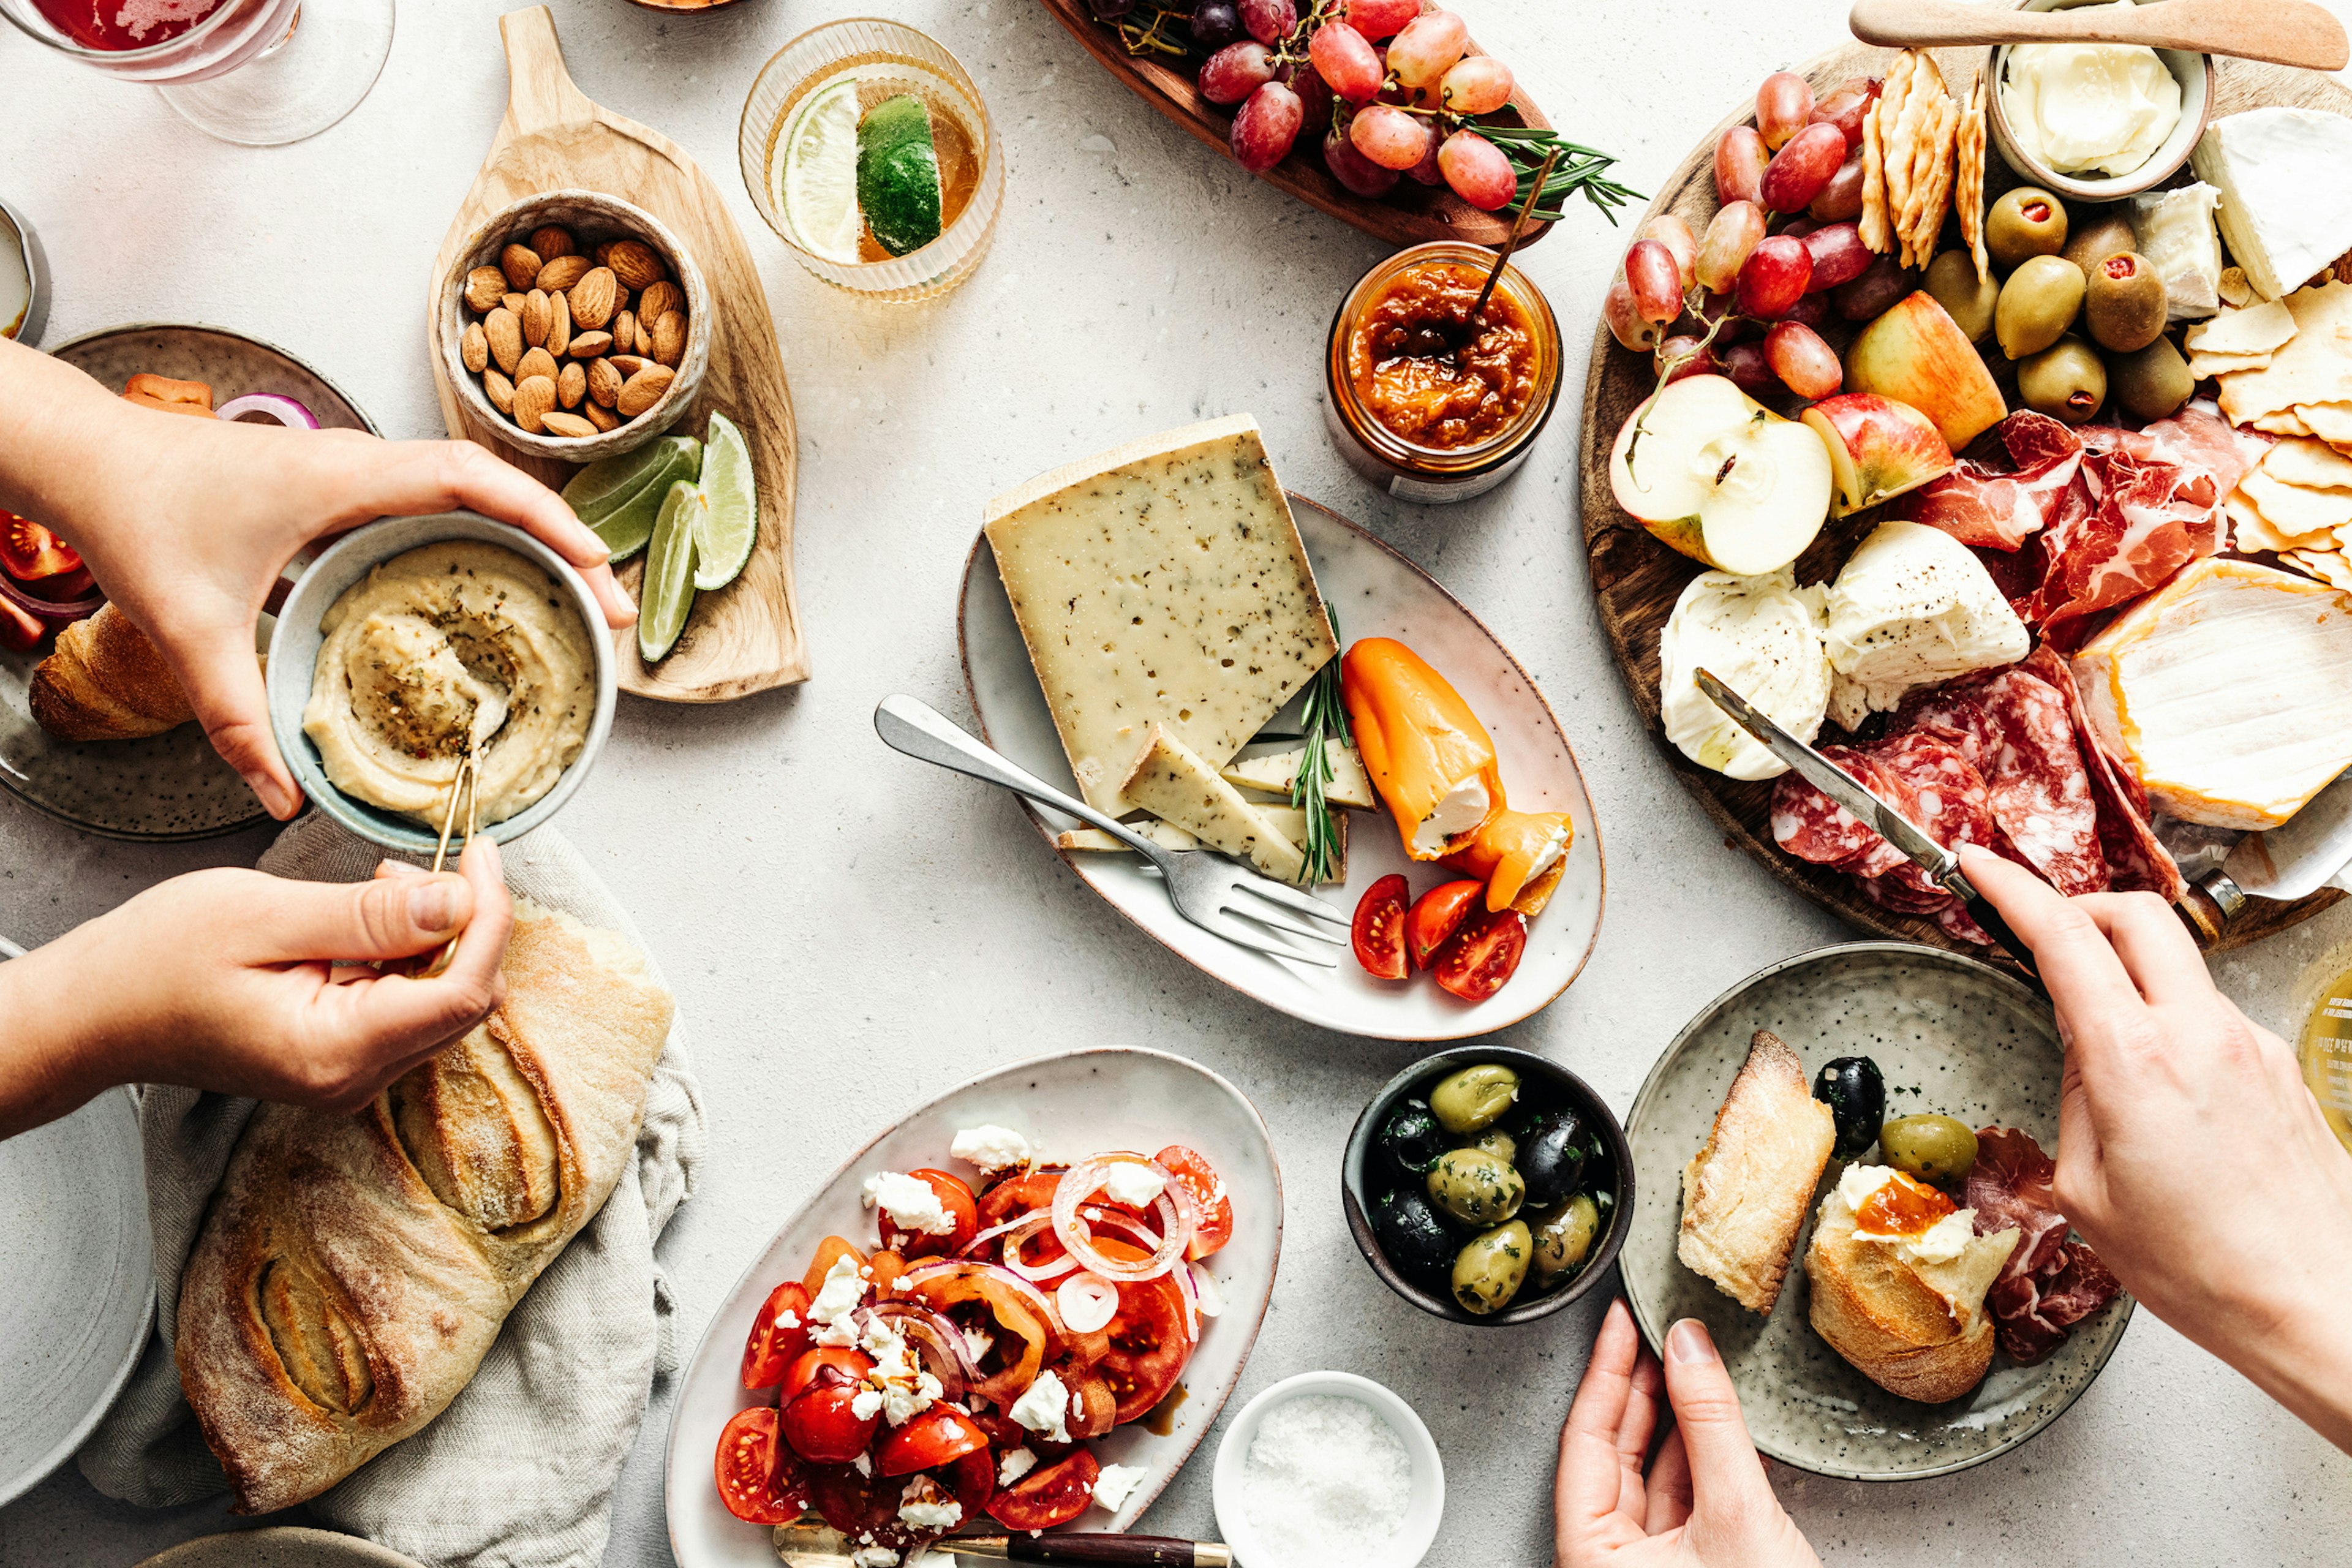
[79,812,706,1568]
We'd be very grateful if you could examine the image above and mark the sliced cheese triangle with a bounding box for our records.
[1120,724,1306,883]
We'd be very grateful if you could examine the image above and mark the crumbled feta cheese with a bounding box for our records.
[881,1371,943,1427]
[774,1308,801,1330]
[1091,1462,1148,1513]
[863,1172,956,1235]
[850,1549,898,1568]
[950,1124,1033,1174]
[1009,1370,1072,1442]
[1102,1161,1166,1208]
[862,1318,918,1380]
[962,1326,994,1362]
[809,1254,867,1345]
[897,1477,963,1531]
[850,1387,884,1421]
[853,1452,873,1478]
[998,1447,1038,1486]
[1189,1261,1225,1318]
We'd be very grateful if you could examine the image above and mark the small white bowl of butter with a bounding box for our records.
[1212,1371,1444,1568]
[1987,0,2214,202]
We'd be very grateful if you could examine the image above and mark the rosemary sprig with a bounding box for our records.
[1292,609,1352,885]
[1477,124,1643,224]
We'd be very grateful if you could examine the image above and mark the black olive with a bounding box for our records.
[1518,1107,1589,1208]
[1812,1056,1887,1159]
[1373,1188,1456,1283]
[1378,1098,1447,1175]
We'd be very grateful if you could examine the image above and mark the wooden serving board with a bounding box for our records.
[1578,42,2350,956]
[1038,0,1555,249]
[426,6,806,703]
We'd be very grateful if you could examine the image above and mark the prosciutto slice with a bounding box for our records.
[1967,1126,2122,1365]
[2024,449,2225,636]
[1904,412,2086,552]
[2089,405,2269,497]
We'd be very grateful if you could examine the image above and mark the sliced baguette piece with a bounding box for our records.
[1120,724,1306,883]
[1804,1182,2020,1403]
[1678,1030,1837,1314]
[1219,739,1376,809]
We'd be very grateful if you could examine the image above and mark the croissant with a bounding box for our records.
[175,902,675,1513]
[29,604,196,741]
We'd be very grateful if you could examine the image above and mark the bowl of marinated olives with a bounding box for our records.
[1985,0,2213,203]
[1343,1047,1631,1325]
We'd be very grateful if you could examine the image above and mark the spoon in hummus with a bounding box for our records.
[406,684,508,980]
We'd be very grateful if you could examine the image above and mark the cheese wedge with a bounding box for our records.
[2130,182,2225,320]
[1056,819,1202,853]
[2191,108,2352,300]
[2071,557,2352,830]
[984,416,1338,813]
[1056,806,1347,883]
[1120,725,1307,882]
[1217,739,1374,809]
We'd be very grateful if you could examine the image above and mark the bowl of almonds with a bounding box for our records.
[438,189,709,461]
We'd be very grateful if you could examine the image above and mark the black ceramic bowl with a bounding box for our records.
[1344,1044,1633,1326]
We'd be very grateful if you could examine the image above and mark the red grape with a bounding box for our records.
[1239,0,1295,45]
[1656,334,1719,385]
[1736,235,1812,319]
[1191,0,1243,47]
[1691,290,1761,344]
[1720,341,1776,397]
[1404,135,1443,185]
[1777,215,1818,239]
[1810,77,1879,154]
[1833,255,1914,320]
[1231,80,1304,171]
[1800,222,1871,292]
[1439,56,1513,115]
[1310,22,1384,102]
[1624,240,1683,325]
[1694,200,1765,293]
[1765,321,1842,399]
[1386,9,1468,100]
[1324,121,1400,195]
[1436,128,1515,210]
[1757,122,1847,214]
[1351,104,1433,170]
[1605,276,1663,352]
[1756,71,1815,151]
[1337,0,1420,40]
[1782,291,1829,330]
[1640,214,1698,292]
[1714,125,1768,206]
[1284,56,1335,130]
[1200,42,1276,105]
[1808,156,1865,222]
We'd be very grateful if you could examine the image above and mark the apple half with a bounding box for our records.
[1609,374,1833,577]
[1842,291,2007,451]
[1801,393,1956,518]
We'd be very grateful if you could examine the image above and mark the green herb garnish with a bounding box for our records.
[1292,608,1351,886]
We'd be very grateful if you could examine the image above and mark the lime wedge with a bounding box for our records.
[776,77,865,265]
[562,435,702,563]
[857,94,943,258]
[638,479,701,663]
[692,412,758,592]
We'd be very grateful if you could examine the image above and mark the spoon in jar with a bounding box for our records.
[1423,144,1560,358]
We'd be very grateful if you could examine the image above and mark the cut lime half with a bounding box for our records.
[776,78,865,265]
[692,412,758,592]
[638,479,701,664]
[563,435,702,564]
[857,94,944,258]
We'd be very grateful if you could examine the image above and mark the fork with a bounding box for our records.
[873,695,1349,968]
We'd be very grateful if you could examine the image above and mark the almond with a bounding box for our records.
[582,398,620,433]
[504,292,526,315]
[500,242,543,292]
[587,356,624,408]
[461,322,490,375]
[522,288,551,348]
[540,411,598,440]
[633,317,655,356]
[529,225,576,262]
[568,266,619,331]
[568,330,614,360]
[515,346,559,386]
[483,368,517,415]
[649,311,685,368]
[611,310,637,359]
[557,360,587,409]
[546,290,572,358]
[606,238,666,291]
[636,280,683,324]
[594,239,620,269]
[536,253,591,293]
[484,307,523,374]
[464,266,508,314]
[609,354,652,379]
[616,364,675,418]
[512,374,557,434]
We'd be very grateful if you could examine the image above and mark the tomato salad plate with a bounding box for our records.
[960,417,1604,1040]
[666,1046,1280,1565]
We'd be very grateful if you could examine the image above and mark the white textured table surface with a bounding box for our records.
[5,1,2351,1563]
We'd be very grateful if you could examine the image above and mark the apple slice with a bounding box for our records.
[1610,374,1832,576]
[1802,393,1955,518]
[1842,292,2007,451]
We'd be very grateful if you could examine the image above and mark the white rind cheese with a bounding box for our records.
[2072,557,2352,830]
[1658,567,1831,780]
[2191,108,2352,301]
[1218,739,1375,809]
[1121,725,1308,883]
[2130,183,2225,320]
[984,416,1339,813]
[1823,521,2030,730]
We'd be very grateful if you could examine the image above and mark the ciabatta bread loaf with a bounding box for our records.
[176,901,673,1513]
[1678,1030,1837,1314]
[29,604,195,741]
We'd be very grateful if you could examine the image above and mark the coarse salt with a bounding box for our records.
[1240,1394,1413,1568]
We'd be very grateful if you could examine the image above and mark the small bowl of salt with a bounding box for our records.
[1211,1370,1444,1567]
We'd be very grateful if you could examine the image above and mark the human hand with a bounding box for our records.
[1555,1300,1820,1568]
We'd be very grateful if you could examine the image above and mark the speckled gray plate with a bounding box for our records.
[132,1528,426,1568]
[0,324,376,840]
[1621,942,2133,1482]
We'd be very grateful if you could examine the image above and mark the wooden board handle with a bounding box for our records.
[1850,0,2349,71]
[499,6,594,139]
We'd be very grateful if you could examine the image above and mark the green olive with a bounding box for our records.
[1429,1064,1521,1134]
[1471,1127,1518,1166]
[1986,186,2068,271]
[2109,335,2194,421]
[2060,208,2136,276]
[1879,1115,1981,1186]
[1529,1193,1602,1283]
[1924,250,1999,342]
[2083,251,2168,352]
[1996,255,2086,360]
[1426,1147,1526,1226]
[2018,336,2108,424]
[1451,1219,1532,1314]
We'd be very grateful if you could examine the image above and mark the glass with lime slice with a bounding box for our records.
[638,479,701,664]
[562,435,703,563]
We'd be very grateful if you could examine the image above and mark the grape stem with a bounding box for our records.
[1621,288,1740,484]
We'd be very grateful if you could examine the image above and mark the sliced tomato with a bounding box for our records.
[909,1261,1058,1406]
[875,1406,989,1476]
[1154,1145,1234,1259]
[879,1169,979,1259]
[976,1167,1063,1233]
[1062,1366,1117,1438]
[1351,873,1411,979]
[868,1249,907,1297]
[741,1280,813,1390]
[0,596,42,654]
[1406,880,1484,970]
[1432,908,1528,1002]
[0,511,80,582]
[946,1446,995,1517]
[801,1235,869,1297]
[987,1450,1100,1531]
[1090,1238,1191,1424]
[782,1382,878,1464]
[807,1464,921,1551]
[714,1406,809,1526]
[780,1346,873,1403]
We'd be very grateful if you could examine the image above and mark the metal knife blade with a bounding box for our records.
[2223,772,2352,902]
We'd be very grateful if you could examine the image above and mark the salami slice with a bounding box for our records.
[1771,744,1901,872]
[2023,644,2184,900]
[1967,670,2110,895]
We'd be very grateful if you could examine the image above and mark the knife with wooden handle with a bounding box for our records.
[772,1522,1231,1566]
[1849,0,2349,72]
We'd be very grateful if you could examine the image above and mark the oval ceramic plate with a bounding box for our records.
[664,1046,1283,1564]
[1,324,376,840]
[959,493,1605,1041]
[1619,943,2133,1481]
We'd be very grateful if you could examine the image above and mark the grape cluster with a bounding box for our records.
[1605,70,1912,402]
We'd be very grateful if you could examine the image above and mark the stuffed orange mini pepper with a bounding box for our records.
[1342,637,1505,861]
[1444,808,1574,915]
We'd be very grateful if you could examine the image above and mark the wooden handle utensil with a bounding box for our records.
[772,1520,1231,1566]
[1849,0,2349,71]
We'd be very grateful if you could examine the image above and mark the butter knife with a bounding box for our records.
[772,1520,1231,1567]
[1695,668,2040,979]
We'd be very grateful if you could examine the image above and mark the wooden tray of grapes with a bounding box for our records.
[424,4,807,703]
[1576,39,2348,957]
[1038,0,1559,247]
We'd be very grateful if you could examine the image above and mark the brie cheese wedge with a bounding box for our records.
[1823,521,2030,731]
[1657,568,1831,780]
[2191,108,2352,301]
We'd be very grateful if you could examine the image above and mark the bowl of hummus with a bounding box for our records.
[266,513,617,852]
[1987,0,2212,201]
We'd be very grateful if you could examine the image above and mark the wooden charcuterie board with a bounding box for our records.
[1577,42,2350,955]
[425,5,807,703]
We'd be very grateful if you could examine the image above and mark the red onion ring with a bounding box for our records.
[900,1257,1066,1337]
[1051,1155,1193,1283]
[1003,1223,1081,1285]
[1170,1257,1201,1346]
[0,570,100,623]
[960,1211,1043,1259]
[216,393,318,429]
[1055,1274,1120,1334]
[862,1301,976,1400]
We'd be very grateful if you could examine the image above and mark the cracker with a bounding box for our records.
[2285,548,2352,590]
[2298,401,2352,447]
[2241,470,2352,535]
[2192,351,2278,379]
[2263,435,2352,491]
[2226,490,2332,553]
[1860,91,1891,254]
[1958,77,1988,284]
[1880,56,1920,257]
[2185,300,2298,358]
[2252,408,2316,437]
[2216,282,2352,424]
[1910,97,1962,271]
[2219,267,2255,307]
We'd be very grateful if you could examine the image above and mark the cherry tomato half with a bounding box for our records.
[0,597,43,655]
[1406,880,1484,970]
[781,1346,873,1403]
[807,1464,922,1551]
[946,1446,996,1517]
[801,1235,869,1297]
[1154,1145,1234,1259]
[987,1450,1101,1531]
[879,1169,979,1259]
[1091,1238,1190,1424]
[0,511,80,582]
[782,1381,878,1465]
[741,1280,813,1390]
[714,1406,809,1526]
[876,1406,989,1476]
[1351,873,1410,979]
[1431,908,1528,1002]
